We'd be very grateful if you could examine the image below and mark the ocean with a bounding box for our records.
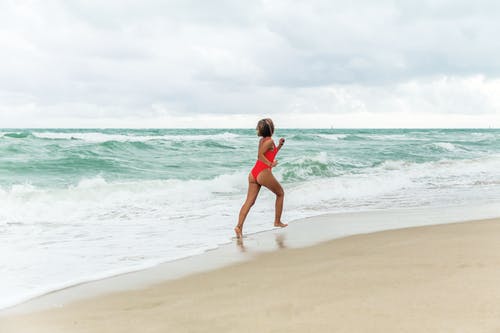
[1,128,500,309]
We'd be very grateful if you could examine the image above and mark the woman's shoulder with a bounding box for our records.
[260,136,274,143]
[260,136,275,148]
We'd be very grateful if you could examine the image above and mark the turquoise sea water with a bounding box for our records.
[2,128,500,186]
[1,128,500,309]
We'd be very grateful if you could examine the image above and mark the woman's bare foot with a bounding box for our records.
[274,221,288,228]
[234,226,243,238]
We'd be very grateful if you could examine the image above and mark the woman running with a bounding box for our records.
[234,118,288,238]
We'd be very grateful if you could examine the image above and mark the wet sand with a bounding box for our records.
[2,217,500,332]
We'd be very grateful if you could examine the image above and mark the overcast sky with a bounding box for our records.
[1,0,499,128]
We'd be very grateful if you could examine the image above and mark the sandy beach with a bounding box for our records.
[2,217,500,332]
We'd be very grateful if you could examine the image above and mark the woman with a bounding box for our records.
[234,118,287,239]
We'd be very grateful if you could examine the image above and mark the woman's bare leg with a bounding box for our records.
[257,170,287,227]
[235,173,261,238]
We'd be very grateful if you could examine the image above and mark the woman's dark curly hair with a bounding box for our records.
[256,118,274,137]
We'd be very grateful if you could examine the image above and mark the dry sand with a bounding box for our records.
[2,218,500,332]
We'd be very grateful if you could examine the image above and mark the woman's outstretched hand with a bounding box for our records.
[279,137,285,146]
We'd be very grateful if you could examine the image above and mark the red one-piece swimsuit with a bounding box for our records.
[251,137,278,181]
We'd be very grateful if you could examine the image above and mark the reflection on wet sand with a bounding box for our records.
[235,233,287,252]
[236,237,246,252]
[275,233,286,249]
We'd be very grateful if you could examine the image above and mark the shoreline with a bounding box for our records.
[1,202,499,317]
[2,215,500,332]
[2,128,500,318]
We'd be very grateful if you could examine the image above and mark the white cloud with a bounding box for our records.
[0,1,499,127]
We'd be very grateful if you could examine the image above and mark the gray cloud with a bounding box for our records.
[260,1,500,85]
[0,0,499,126]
